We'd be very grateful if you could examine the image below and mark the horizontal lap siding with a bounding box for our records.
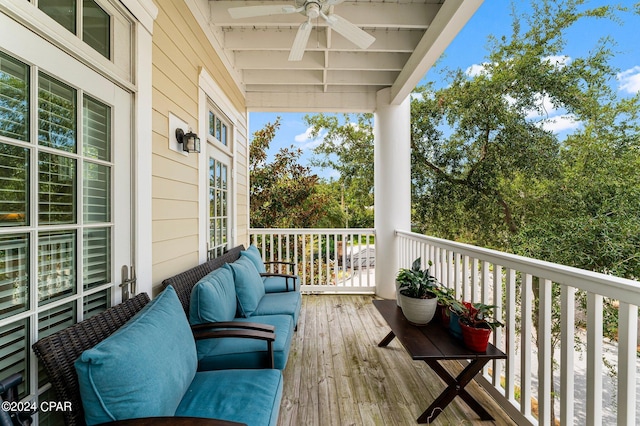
[151,0,248,294]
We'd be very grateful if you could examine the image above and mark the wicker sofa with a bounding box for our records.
[32,288,283,426]
[162,245,302,370]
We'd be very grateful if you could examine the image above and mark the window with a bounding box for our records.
[206,101,232,259]
[209,157,229,259]
[0,48,128,407]
[38,0,111,59]
[208,108,229,147]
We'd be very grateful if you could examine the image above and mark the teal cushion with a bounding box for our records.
[196,314,294,370]
[253,291,301,326]
[262,275,299,293]
[75,286,197,425]
[240,245,267,273]
[189,265,237,324]
[175,369,283,426]
[229,256,266,317]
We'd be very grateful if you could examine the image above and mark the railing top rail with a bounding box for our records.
[396,230,640,304]
[250,228,376,235]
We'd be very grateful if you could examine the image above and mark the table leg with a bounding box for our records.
[417,359,494,423]
[378,331,396,347]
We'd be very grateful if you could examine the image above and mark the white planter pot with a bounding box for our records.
[398,293,438,325]
[396,284,408,307]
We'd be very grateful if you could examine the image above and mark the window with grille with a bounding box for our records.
[0,50,115,405]
[209,157,229,259]
[38,0,111,59]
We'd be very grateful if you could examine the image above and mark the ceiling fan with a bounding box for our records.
[228,0,376,61]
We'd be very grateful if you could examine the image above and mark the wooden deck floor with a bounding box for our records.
[278,294,517,426]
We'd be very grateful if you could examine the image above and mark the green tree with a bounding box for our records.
[249,118,336,228]
[411,1,638,422]
[304,113,375,228]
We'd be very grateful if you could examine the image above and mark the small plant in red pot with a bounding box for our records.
[458,303,503,352]
[432,286,456,327]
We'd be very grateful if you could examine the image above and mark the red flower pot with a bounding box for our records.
[459,321,492,352]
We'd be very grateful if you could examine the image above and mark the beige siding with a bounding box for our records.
[151,0,248,292]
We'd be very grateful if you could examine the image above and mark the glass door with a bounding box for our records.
[0,26,131,418]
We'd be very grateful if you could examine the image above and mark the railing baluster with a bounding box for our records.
[538,278,552,426]
[462,255,470,301]
[560,285,576,425]
[617,301,638,426]
[521,273,532,417]
[454,252,462,297]
[472,258,479,303]
[492,264,503,387]
[505,267,516,402]
[586,293,603,426]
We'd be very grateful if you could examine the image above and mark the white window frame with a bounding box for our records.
[198,69,241,262]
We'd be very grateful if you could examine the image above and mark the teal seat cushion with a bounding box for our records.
[189,265,236,324]
[253,292,301,326]
[175,369,283,426]
[75,286,197,426]
[262,275,299,293]
[229,256,266,317]
[196,314,294,370]
[240,244,267,273]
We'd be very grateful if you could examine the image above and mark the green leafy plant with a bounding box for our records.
[396,257,439,299]
[458,302,504,331]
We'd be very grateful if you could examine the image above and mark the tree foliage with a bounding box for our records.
[304,113,374,227]
[411,0,640,281]
[249,118,336,228]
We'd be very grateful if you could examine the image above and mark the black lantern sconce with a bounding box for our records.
[175,128,201,153]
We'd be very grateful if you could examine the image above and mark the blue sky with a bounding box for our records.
[249,0,640,179]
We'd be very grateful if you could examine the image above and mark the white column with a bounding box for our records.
[374,88,411,299]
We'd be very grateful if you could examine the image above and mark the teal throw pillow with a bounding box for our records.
[75,286,197,425]
[228,256,266,317]
[240,244,267,274]
[189,265,237,324]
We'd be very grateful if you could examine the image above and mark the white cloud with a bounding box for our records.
[617,66,640,95]
[537,114,581,133]
[466,63,489,77]
[543,55,571,68]
[294,127,314,143]
[294,126,325,150]
[525,93,558,119]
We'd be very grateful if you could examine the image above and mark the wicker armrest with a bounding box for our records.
[192,328,276,369]
[32,293,151,426]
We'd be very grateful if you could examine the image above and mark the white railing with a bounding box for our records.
[249,228,376,294]
[397,230,640,426]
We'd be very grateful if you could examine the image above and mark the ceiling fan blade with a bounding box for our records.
[228,4,301,19]
[289,21,312,61]
[322,13,375,49]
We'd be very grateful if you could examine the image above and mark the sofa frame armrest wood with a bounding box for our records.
[192,328,276,369]
[259,273,298,291]
[191,322,275,333]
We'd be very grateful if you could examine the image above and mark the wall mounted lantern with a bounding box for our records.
[175,128,201,153]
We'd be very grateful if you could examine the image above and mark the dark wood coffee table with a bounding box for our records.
[373,299,506,423]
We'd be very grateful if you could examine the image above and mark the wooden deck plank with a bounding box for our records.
[278,295,517,426]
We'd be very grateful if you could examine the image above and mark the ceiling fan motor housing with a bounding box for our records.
[296,0,329,18]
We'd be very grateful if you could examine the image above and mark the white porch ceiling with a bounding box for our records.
[203,0,483,111]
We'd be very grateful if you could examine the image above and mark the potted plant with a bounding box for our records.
[447,299,467,339]
[395,257,440,325]
[431,285,456,327]
[458,302,504,352]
